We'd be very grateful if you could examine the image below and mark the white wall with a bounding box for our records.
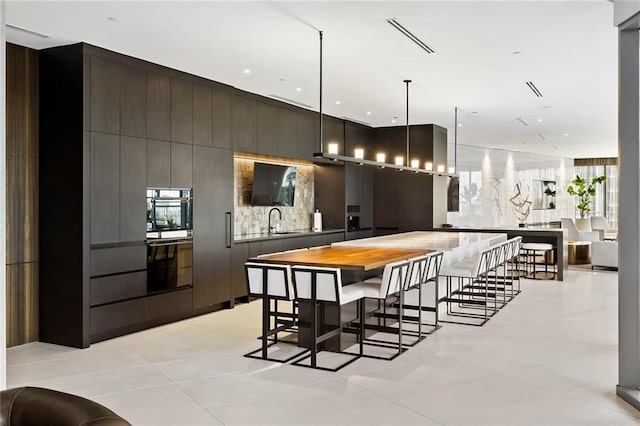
[447,145,574,227]
[1,0,8,390]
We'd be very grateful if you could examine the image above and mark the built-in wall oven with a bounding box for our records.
[146,188,193,294]
[147,238,193,294]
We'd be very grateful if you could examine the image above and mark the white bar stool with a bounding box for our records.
[521,242,556,280]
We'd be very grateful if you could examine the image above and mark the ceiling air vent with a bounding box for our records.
[386,18,436,54]
[516,117,529,127]
[526,81,543,97]
[269,95,313,109]
[6,24,50,39]
[537,133,547,141]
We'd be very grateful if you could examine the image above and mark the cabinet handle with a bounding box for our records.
[225,212,232,248]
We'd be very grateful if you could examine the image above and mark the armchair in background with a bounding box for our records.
[561,218,601,242]
[590,216,618,240]
[592,240,619,269]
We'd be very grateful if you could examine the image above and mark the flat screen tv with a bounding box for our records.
[251,162,297,206]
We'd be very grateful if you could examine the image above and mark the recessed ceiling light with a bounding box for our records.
[108,17,119,22]
[457,123,463,127]
[512,51,522,55]
[243,69,251,74]
[543,105,553,109]
[563,133,570,136]
[391,118,397,123]
[335,100,341,105]
[280,78,286,82]
[537,118,543,122]
[366,111,371,115]
[296,87,302,92]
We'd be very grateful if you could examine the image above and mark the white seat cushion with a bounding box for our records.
[521,243,553,251]
[440,259,477,278]
[340,285,365,305]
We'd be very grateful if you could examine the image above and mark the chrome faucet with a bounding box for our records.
[268,207,282,234]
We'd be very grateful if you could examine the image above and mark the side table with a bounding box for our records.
[568,241,592,265]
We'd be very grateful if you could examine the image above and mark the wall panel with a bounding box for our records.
[6,43,39,346]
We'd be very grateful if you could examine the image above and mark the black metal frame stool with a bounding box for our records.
[521,242,556,280]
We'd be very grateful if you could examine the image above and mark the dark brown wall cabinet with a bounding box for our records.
[193,146,233,309]
[39,43,235,348]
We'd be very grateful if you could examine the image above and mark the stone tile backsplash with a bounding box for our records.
[234,157,314,236]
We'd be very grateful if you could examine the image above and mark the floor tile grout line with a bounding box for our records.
[171,380,227,426]
[493,370,640,420]
[347,378,447,425]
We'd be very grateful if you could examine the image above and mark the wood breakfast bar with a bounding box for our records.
[247,231,510,360]
[250,245,431,271]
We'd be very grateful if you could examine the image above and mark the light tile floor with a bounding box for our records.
[8,267,638,425]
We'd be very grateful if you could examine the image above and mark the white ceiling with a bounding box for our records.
[6,1,618,159]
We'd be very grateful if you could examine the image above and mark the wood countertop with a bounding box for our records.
[248,246,430,271]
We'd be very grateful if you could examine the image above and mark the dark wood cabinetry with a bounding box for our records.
[147,72,171,141]
[120,136,146,242]
[39,43,239,347]
[171,143,193,188]
[193,146,233,309]
[90,56,120,134]
[90,132,120,244]
[213,89,232,149]
[231,95,257,152]
[146,139,171,188]
[171,78,193,144]
[193,84,213,147]
[120,64,147,138]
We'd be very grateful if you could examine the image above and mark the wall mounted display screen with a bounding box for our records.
[532,180,556,210]
[251,162,297,206]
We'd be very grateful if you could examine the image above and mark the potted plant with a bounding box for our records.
[566,174,606,228]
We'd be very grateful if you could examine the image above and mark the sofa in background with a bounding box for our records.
[590,216,618,240]
[591,240,619,269]
[0,386,130,425]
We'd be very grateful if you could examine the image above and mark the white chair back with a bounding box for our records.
[509,236,523,261]
[291,266,343,304]
[378,259,410,297]
[245,262,294,300]
[590,216,609,230]
[471,246,494,277]
[561,218,579,241]
[408,251,443,290]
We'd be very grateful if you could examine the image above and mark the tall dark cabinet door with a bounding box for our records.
[192,146,232,309]
[91,132,120,244]
[90,56,120,134]
[171,143,193,188]
[231,95,257,152]
[171,78,193,144]
[121,65,147,138]
[360,166,374,228]
[193,84,213,147]
[147,139,171,188]
[121,136,147,242]
[147,72,171,141]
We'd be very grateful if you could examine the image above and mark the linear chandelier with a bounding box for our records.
[313,31,457,177]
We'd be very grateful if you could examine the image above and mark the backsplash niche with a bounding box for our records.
[234,154,315,236]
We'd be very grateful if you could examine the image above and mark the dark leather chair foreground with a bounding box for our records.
[0,386,131,426]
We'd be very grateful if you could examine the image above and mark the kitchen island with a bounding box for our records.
[435,226,567,281]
